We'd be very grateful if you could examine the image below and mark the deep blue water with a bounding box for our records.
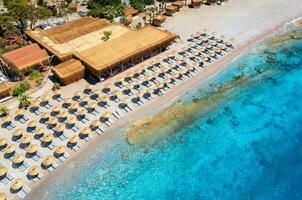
[29,26,302,200]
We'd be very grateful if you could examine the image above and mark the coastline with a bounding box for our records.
[25,14,302,200]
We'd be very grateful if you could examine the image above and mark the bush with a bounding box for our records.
[119,16,128,25]
[135,22,142,29]
[102,31,112,41]
[52,82,61,91]
[144,0,155,5]
[18,94,31,109]
[0,107,9,116]
[12,81,30,96]
[28,70,43,80]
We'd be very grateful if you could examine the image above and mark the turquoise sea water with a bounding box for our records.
[29,25,302,200]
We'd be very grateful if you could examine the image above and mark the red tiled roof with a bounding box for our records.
[2,43,49,71]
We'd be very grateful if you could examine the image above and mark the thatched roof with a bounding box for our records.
[51,59,85,85]
[0,83,11,98]
[26,17,177,76]
[1,43,49,71]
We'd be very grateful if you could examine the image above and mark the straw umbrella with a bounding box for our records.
[88,102,97,112]
[80,127,90,138]
[53,88,62,96]
[54,124,65,135]
[80,95,89,105]
[2,115,12,125]
[67,116,77,126]
[27,120,37,129]
[91,120,100,129]
[63,98,72,106]
[41,112,50,120]
[0,167,7,178]
[78,109,87,119]
[30,100,39,108]
[13,128,23,138]
[28,166,40,178]
[34,128,44,139]
[10,178,23,192]
[42,155,53,168]
[5,144,15,155]
[51,105,61,114]
[15,109,25,118]
[59,110,68,120]
[43,134,53,144]
[48,117,58,126]
[91,89,100,99]
[0,137,8,148]
[70,103,79,111]
[54,145,66,157]
[74,91,82,99]
[20,135,31,146]
[102,83,112,94]
[0,192,6,200]
[85,85,93,93]
[41,94,51,103]
[68,135,79,146]
[13,154,25,165]
[27,144,38,155]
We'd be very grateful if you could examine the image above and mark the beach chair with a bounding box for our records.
[23,184,31,194]
[71,125,79,132]
[59,134,67,141]
[34,109,41,115]
[7,172,14,181]
[18,190,26,199]
[1,177,9,185]
[32,155,40,162]
[48,143,55,150]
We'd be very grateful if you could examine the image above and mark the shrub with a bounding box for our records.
[29,70,43,80]
[0,107,9,116]
[12,81,30,96]
[102,31,112,41]
[52,82,61,91]
[135,22,142,29]
[18,94,31,109]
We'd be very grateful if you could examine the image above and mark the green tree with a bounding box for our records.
[0,107,9,116]
[57,1,72,22]
[130,0,144,13]
[18,94,31,109]
[6,0,31,33]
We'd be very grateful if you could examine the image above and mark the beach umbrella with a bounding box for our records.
[27,144,38,154]
[206,44,212,50]
[41,94,51,103]
[80,127,90,137]
[211,41,218,46]
[27,120,37,128]
[74,91,82,98]
[59,110,68,119]
[48,117,58,126]
[41,112,50,119]
[54,145,66,156]
[43,134,53,143]
[67,116,77,125]
[28,166,40,177]
[15,109,25,117]
[51,105,61,113]
[102,83,112,93]
[31,100,39,108]
[0,192,6,200]
[116,77,124,84]
[81,95,89,104]
[42,155,53,167]
[88,102,97,110]
[35,127,45,136]
[70,103,79,111]
[0,137,8,148]
[20,135,31,145]
[85,85,93,92]
[126,72,134,78]
[92,89,100,95]
[220,45,227,50]
[12,154,25,165]
[63,98,72,105]
[91,120,100,128]
[225,42,232,47]
[79,109,87,117]
[13,128,23,137]
[5,144,15,154]
[10,178,23,191]
[156,83,164,89]
[68,135,79,144]
[0,167,7,178]
[215,49,222,54]
[54,124,65,133]
[2,115,12,124]
[100,95,109,102]
[102,111,112,120]
[188,66,195,72]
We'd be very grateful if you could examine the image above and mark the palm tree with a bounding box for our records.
[18,94,31,109]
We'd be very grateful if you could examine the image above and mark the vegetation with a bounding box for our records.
[0,107,9,116]
[102,31,112,41]
[52,82,61,91]
[87,0,125,20]
[130,0,144,13]
[12,81,30,96]
[135,22,142,29]
[18,94,30,109]
[28,70,43,80]
[119,15,128,25]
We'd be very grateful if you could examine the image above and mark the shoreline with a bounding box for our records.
[24,14,302,200]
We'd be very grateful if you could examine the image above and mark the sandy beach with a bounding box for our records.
[3,0,300,199]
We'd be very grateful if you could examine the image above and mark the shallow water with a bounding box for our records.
[29,25,302,200]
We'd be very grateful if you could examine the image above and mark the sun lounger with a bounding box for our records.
[32,155,40,162]
[34,109,41,115]
[52,162,58,168]
[23,184,31,194]
[72,145,80,151]
[1,177,9,185]
[59,134,67,141]
[18,190,26,199]
[71,126,79,132]
[48,143,55,150]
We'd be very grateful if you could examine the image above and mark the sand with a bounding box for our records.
[23,0,302,199]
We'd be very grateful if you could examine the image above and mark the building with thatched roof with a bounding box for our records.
[26,17,177,79]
